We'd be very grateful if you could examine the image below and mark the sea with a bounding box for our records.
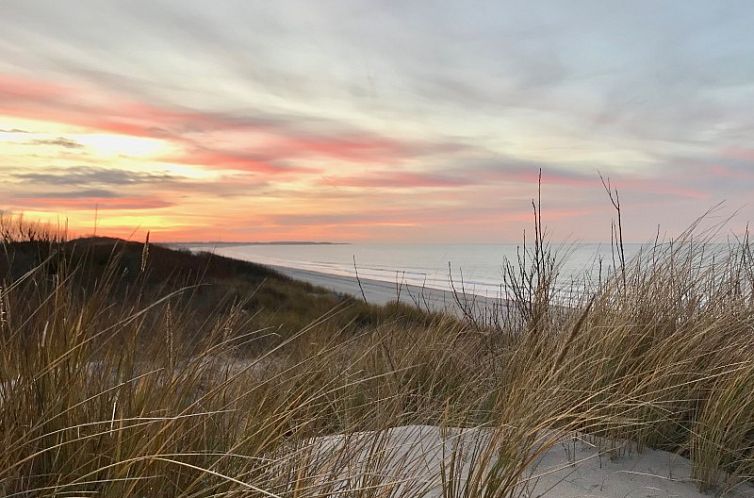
[180,243,646,301]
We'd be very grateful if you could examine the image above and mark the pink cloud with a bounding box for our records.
[269,134,419,163]
[722,147,754,162]
[494,167,709,200]
[0,73,442,167]
[0,74,70,103]
[166,148,316,175]
[708,164,752,180]
[478,168,598,188]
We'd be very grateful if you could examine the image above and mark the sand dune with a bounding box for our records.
[302,425,754,497]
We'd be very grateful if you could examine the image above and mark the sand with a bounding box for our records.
[271,264,515,323]
[297,425,754,497]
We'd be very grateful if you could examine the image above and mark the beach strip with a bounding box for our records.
[269,264,514,324]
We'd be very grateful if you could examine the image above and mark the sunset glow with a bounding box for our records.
[1,1,753,242]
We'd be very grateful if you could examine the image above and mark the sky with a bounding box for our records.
[1,0,753,243]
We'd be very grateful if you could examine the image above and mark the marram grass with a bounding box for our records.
[1,216,754,496]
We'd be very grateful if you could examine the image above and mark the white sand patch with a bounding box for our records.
[286,425,753,497]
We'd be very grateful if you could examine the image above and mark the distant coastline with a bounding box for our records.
[167,241,349,247]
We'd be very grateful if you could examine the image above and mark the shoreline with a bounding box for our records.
[268,264,515,324]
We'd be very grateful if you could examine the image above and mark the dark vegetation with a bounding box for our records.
[1,232,441,355]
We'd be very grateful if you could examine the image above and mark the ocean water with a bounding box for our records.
[182,243,645,300]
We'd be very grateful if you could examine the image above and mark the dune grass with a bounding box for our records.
[2,212,754,496]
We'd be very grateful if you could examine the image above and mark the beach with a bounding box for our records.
[270,263,515,323]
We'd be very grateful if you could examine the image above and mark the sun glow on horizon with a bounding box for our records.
[1,1,753,243]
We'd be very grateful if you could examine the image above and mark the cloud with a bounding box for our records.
[313,156,714,203]
[9,166,272,201]
[263,203,592,231]
[9,193,172,210]
[14,166,180,186]
[465,160,598,187]
[722,147,754,163]
[322,170,474,189]
[1,2,753,241]
[168,148,315,175]
[15,188,120,199]
[39,198,172,210]
[0,128,30,133]
[458,159,712,200]
[28,137,83,148]
[0,72,468,169]
[263,133,460,164]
